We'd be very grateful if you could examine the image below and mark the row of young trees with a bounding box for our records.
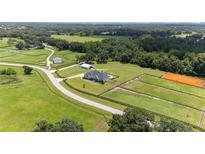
[0,68,17,76]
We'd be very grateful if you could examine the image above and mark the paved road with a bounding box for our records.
[58,64,78,71]
[0,62,124,115]
[45,47,55,70]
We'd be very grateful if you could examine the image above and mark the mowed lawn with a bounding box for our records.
[0,49,50,66]
[0,66,110,131]
[139,74,205,98]
[65,62,164,95]
[51,50,85,68]
[102,88,202,127]
[121,80,205,110]
[57,66,88,77]
[51,35,105,43]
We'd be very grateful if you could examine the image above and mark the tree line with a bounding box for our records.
[45,37,205,76]
[108,108,192,132]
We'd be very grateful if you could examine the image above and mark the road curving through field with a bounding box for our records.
[0,49,124,115]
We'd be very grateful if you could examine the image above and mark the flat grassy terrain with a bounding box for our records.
[51,35,105,43]
[0,38,19,49]
[121,80,205,110]
[57,65,88,77]
[51,50,85,68]
[139,74,205,98]
[102,88,202,127]
[0,49,50,66]
[0,66,110,131]
[65,62,164,95]
[61,81,127,111]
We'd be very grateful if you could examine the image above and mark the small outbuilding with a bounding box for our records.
[80,63,93,70]
[53,57,62,64]
[83,70,112,84]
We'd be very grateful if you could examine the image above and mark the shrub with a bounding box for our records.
[33,118,84,132]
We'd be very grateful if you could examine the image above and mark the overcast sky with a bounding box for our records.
[0,0,204,22]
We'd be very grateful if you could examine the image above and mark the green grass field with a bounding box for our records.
[0,38,19,49]
[139,74,205,98]
[65,62,164,95]
[102,88,202,127]
[121,80,205,110]
[51,35,105,43]
[56,65,88,77]
[51,50,85,68]
[0,49,50,66]
[0,66,111,131]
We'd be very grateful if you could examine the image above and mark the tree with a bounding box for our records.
[0,68,17,76]
[156,117,191,132]
[23,66,33,75]
[33,120,53,132]
[108,108,155,132]
[108,107,192,132]
[33,118,84,132]
[16,41,25,50]
[120,53,131,63]
[51,118,84,132]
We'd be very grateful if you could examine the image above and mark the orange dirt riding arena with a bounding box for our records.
[162,73,205,87]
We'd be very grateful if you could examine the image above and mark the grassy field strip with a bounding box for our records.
[199,111,205,127]
[51,35,105,43]
[102,87,202,127]
[56,65,88,78]
[60,81,127,111]
[121,80,205,111]
[0,49,50,66]
[139,74,205,98]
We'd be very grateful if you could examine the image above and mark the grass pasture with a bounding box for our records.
[139,74,205,98]
[0,49,50,66]
[0,66,110,132]
[64,62,164,95]
[102,88,202,126]
[51,35,105,43]
[121,80,205,111]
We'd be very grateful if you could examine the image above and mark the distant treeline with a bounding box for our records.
[44,36,205,76]
[2,26,205,76]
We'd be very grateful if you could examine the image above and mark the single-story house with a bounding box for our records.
[83,70,112,84]
[80,63,93,69]
[53,57,62,64]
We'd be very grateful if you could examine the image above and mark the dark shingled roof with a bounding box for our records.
[83,70,111,84]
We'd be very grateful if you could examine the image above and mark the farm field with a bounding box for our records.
[139,74,205,98]
[0,49,50,66]
[121,80,205,110]
[102,88,202,126]
[60,62,205,129]
[64,62,164,95]
[51,50,85,68]
[51,35,105,43]
[0,66,110,131]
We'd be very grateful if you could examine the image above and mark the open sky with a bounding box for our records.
[0,0,205,22]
